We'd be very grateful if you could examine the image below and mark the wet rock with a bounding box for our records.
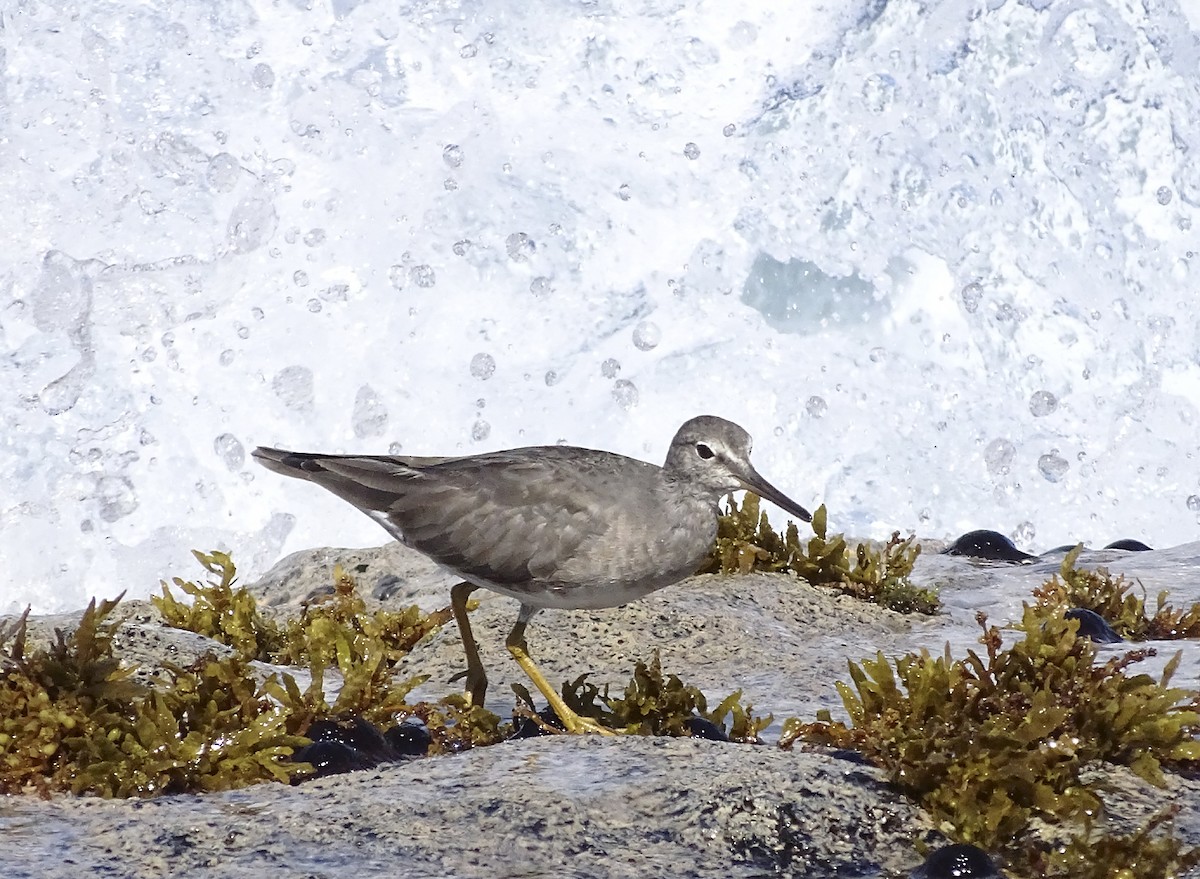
[1065,608,1123,643]
[942,530,1037,563]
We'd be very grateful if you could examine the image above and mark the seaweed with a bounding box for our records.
[701,496,938,614]
[559,650,771,742]
[0,597,307,797]
[1033,545,1200,639]
[782,604,1200,872]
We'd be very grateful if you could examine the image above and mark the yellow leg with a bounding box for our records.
[450,582,488,707]
[506,616,616,736]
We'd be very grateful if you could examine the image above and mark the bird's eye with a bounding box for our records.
[695,443,715,459]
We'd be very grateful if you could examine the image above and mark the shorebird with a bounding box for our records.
[253,415,812,734]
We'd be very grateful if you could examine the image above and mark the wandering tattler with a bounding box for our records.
[253,415,812,734]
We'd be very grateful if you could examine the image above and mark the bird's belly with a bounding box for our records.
[465,575,686,610]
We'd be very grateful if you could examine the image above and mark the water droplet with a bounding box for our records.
[470,353,496,380]
[453,240,471,256]
[530,276,552,298]
[460,43,478,59]
[272,365,314,411]
[1156,186,1173,206]
[1012,520,1036,545]
[505,232,535,261]
[206,153,241,192]
[722,123,736,137]
[683,142,701,160]
[1029,390,1058,417]
[306,299,322,313]
[236,324,250,340]
[303,228,326,247]
[443,144,464,168]
[985,438,1015,475]
[213,433,245,471]
[219,349,235,366]
[96,475,138,523]
[612,379,639,410]
[352,384,389,438]
[410,265,436,287]
[868,347,886,363]
[617,183,632,201]
[632,320,661,351]
[961,282,983,313]
[805,396,828,418]
[1187,495,1200,512]
[227,189,278,253]
[544,370,562,387]
[1038,452,1069,482]
[471,419,491,441]
[293,270,309,287]
[601,358,621,378]
[252,62,275,89]
[861,73,896,113]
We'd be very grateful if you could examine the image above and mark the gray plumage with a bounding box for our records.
[253,415,811,610]
[254,415,812,730]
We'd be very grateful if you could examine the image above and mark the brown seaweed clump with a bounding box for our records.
[1034,545,1200,640]
[701,496,938,614]
[782,604,1200,877]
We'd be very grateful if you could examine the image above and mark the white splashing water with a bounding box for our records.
[3,0,1200,614]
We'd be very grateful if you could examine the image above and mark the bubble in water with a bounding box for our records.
[410,265,436,287]
[617,183,632,201]
[632,321,661,351]
[470,352,496,380]
[1038,451,1069,482]
[293,270,309,287]
[96,475,138,523]
[985,438,1015,475]
[683,142,701,160]
[352,384,389,438]
[544,370,561,387]
[471,419,491,442]
[530,276,552,298]
[443,144,464,168]
[1012,520,1036,545]
[206,153,241,192]
[460,43,478,59]
[868,347,886,363]
[612,379,639,410]
[272,365,314,411]
[723,123,736,137]
[303,228,326,247]
[252,63,275,89]
[307,298,322,313]
[506,232,534,261]
[960,282,983,313]
[861,72,896,112]
[1029,390,1058,417]
[1156,186,1173,206]
[1187,495,1200,512]
[219,349,235,366]
[601,358,621,378]
[805,396,828,418]
[214,433,245,471]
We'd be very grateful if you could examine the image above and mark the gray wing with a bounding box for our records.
[253,447,625,587]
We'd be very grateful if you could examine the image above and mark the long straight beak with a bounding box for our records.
[737,466,812,523]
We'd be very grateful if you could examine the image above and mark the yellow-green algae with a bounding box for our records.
[701,495,938,614]
[782,603,1200,876]
[1034,545,1200,640]
[557,650,771,742]
[0,596,306,797]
